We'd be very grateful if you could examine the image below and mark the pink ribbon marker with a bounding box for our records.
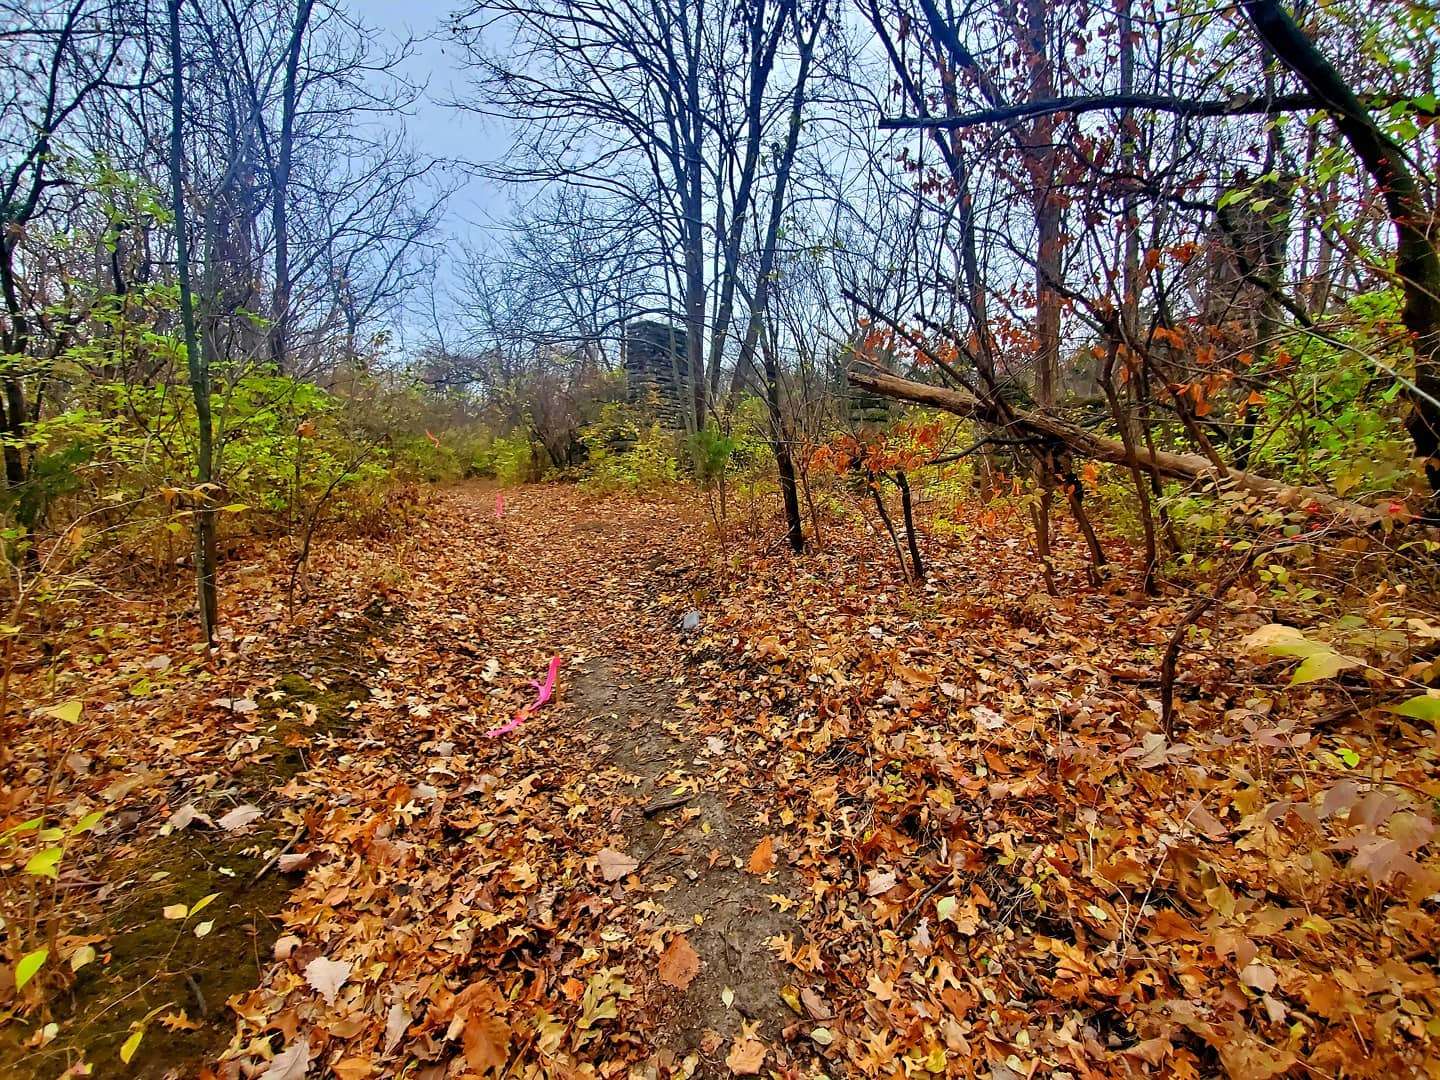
[485,656,562,738]
[495,492,506,519]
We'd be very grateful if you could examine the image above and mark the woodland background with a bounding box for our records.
[3,0,1440,1077]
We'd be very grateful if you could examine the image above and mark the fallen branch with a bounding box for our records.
[845,365,1386,530]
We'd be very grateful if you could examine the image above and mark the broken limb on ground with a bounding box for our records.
[4,484,1439,1078]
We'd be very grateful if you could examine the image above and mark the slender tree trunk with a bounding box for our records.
[894,469,925,581]
[168,0,217,645]
[270,0,315,375]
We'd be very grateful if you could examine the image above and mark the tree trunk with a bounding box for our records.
[168,0,218,645]
[1242,0,1440,503]
[270,0,315,375]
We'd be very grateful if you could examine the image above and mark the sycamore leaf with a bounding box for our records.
[597,847,638,882]
[462,1015,510,1075]
[658,934,702,990]
[726,1038,767,1075]
[304,956,353,1004]
[259,1036,311,1080]
[14,948,47,990]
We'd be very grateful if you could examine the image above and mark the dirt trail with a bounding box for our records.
[480,489,806,1066]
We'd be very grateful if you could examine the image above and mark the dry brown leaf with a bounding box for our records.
[658,933,702,990]
[332,1059,374,1080]
[304,956,352,1004]
[725,1038,767,1075]
[462,1015,510,1075]
[258,1037,310,1080]
[597,846,639,881]
[746,835,775,875]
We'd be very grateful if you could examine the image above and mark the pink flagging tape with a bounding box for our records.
[485,656,562,738]
[495,492,506,519]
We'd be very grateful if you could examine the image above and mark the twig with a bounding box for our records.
[249,826,305,887]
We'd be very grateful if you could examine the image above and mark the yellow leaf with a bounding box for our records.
[120,1028,144,1064]
[188,892,220,917]
[42,700,83,724]
[162,904,188,920]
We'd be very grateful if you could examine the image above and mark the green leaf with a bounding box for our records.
[188,892,220,918]
[23,846,63,879]
[70,810,105,835]
[1387,694,1440,723]
[1291,651,1360,685]
[1337,748,1360,768]
[14,948,47,990]
[119,1028,144,1064]
[3,816,42,836]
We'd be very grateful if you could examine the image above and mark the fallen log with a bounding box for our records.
[845,365,1386,530]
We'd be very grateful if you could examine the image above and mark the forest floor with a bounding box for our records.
[4,483,1438,1079]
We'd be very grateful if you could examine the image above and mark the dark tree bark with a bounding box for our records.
[168,0,218,644]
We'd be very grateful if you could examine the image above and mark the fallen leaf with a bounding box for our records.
[597,846,639,881]
[463,1015,510,1074]
[658,934,702,990]
[305,956,353,1004]
[1240,962,1278,993]
[384,1001,410,1054]
[259,1036,310,1080]
[800,987,832,1020]
[865,869,897,896]
[747,836,776,875]
[217,804,263,831]
[725,1038,767,1075]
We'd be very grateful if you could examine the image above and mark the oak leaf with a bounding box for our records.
[658,934,702,990]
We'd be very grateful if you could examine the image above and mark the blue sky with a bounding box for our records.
[349,0,514,252]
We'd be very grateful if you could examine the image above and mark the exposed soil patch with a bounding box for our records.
[571,657,803,1074]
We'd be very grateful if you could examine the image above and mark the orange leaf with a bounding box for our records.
[658,934,702,990]
[462,1015,510,1075]
[747,836,776,875]
[726,1038,767,1075]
